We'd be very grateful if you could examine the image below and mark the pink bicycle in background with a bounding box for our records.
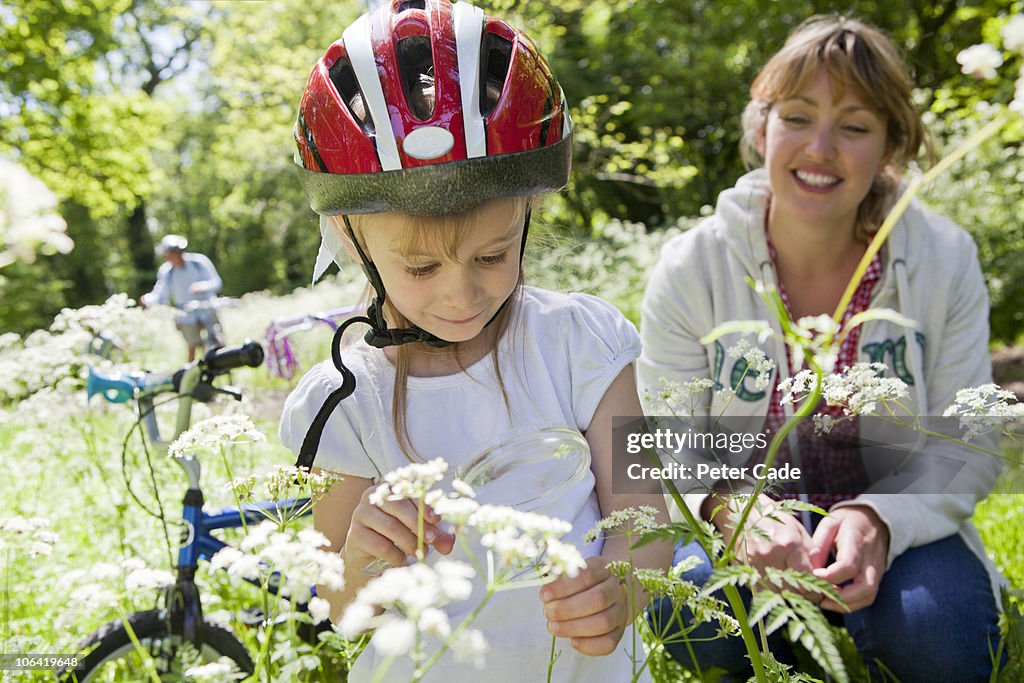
[263,305,361,380]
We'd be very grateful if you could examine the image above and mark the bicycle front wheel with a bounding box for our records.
[59,609,253,682]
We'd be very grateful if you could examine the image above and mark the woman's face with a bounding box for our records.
[761,68,891,234]
[352,197,523,344]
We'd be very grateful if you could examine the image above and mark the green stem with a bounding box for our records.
[833,112,1009,326]
[546,634,558,683]
[257,578,274,680]
[2,547,9,655]
[656,472,768,683]
[416,585,497,676]
[417,498,425,561]
[116,602,163,683]
[723,376,822,563]
[369,655,396,683]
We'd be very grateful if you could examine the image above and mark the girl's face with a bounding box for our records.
[354,197,524,344]
[762,68,891,235]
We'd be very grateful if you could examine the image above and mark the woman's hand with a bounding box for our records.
[540,556,631,656]
[341,486,455,573]
[809,505,890,612]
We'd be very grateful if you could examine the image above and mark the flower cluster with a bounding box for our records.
[228,465,342,505]
[59,557,175,612]
[943,384,1024,442]
[957,13,1024,114]
[727,339,776,390]
[0,515,58,557]
[466,505,585,582]
[168,414,266,459]
[209,521,344,606]
[339,559,487,667]
[779,363,909,422]
[0,159,73,269]
[642,376,716,417]
[370,457,448,504]
[584,505,662,543]
[367,459,586,583]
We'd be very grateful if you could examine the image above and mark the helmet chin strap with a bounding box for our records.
[340,211,530,351]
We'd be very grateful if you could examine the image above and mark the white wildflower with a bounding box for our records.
[125,567,174,591]
[584,506,661,543]
[0,159,73,268]
[371,618,417,657]
[417,607,451,638]
[168,414,266,459]
[450,628,488,669]
[339,601,375,639]
[957,43,1003,79]
[184,658,244,681]
[778,369,817,406]
[343,559,477,660]
[943,383,1024,442]
[1012,70,1024,115]
[644,376,715,416]
[813,413,837,435]
[452,478,475,498]
[429,495,480,527]
[1001,14,1024,54]
[307,596,332,624]
[820,363,909,415]
[373,458,448,503]
[211,521,344,602]
[541,538,586,579]
[727,339,776,390]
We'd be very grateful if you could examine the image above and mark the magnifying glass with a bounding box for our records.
[455,427,591,512]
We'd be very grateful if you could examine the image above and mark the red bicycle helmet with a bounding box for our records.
[294,0,571,216]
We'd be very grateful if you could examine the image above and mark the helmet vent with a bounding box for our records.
[397,0,425,11]
[397,36,435,121]
[328,56,375,133]
[479,33,512,116]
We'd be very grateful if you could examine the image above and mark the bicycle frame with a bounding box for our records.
[264,305,360,380]
[88,346,320,648]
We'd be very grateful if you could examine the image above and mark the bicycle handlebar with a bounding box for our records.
[87,341,265,404]
[204,341,264,374]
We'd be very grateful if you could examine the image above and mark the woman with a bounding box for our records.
[639,15,1004,681]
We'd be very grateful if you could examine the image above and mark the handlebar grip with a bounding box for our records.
[203,341,265,373]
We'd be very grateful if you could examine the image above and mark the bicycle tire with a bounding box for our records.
[58,609,253,682]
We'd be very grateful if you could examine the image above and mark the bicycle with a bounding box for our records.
[60,341,323,682]
[263,304,360,380]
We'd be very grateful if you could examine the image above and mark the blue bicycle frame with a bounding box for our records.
[87,343,321,648]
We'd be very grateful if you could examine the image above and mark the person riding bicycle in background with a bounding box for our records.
[278,1,671,680]
[141,234,225,362]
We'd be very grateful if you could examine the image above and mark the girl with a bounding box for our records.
[280,1,671,680]
[639,15,1005,682]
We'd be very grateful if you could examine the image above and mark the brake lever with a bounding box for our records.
[213,385,243,402]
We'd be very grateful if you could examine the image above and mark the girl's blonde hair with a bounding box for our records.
[740,15,932,242]
[346,197,528,460]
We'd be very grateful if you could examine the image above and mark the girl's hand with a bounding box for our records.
[809,505,889,612]
[341,486,455,572]
[539,556,630,656]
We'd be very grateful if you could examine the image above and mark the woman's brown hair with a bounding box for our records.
[740,15,933,241]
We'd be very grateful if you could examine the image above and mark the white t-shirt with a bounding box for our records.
[280,286,649,682]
